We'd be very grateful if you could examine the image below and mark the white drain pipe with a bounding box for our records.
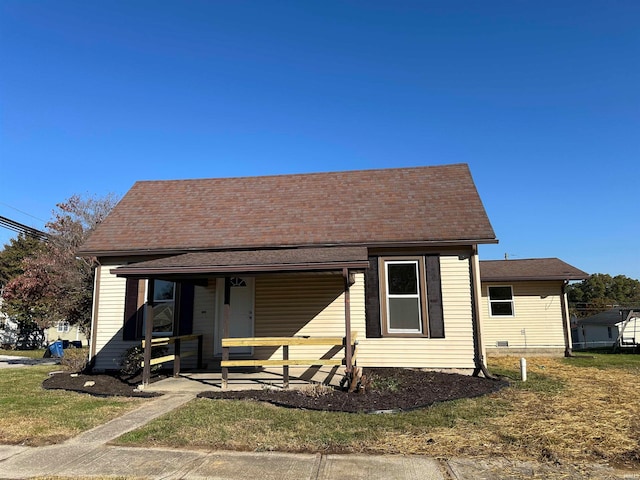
[520,357,527,382]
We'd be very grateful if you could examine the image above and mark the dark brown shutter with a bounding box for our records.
[123,278,141,341]
[178,282,195,335]
[426,255,445,338]
[365,256,382,338]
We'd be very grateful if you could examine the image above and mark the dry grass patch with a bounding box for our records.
[385,356,640,469]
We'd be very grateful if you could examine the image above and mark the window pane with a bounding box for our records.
[489,286,512,301]
[490,302,513,316]
[153,303,174,333]
[388,298,421,331]
[387,263,418,295]
[154,280,175,301]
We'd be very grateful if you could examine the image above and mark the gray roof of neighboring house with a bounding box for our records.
[480,258,588,282]
[577,308,640,327]
[79,163,497,257]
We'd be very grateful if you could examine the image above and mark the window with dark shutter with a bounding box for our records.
[178,283,195,335]
[365,256,382,338]
[123,278,142,341]
[375,255,445,338]
[425,255,445,338]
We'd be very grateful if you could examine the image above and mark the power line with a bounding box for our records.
[0,202,47,223]
[0,215,48,241]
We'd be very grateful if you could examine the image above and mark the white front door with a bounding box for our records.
[215,277,254,356]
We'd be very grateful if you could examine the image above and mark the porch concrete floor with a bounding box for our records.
[142,365,347,393]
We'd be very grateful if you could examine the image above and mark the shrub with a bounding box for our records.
[120,345,167,377]
[60,347,89,372]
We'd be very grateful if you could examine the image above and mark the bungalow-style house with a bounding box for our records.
[572,308,640,350]
[479,258,588,356]
[78,164,499,383]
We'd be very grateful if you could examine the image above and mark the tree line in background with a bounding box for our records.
[567,273,640,318]
[0,194,118,348]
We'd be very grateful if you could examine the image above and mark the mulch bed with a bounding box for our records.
[198,368,509,413]
[42,371,165,398]
[42,367,508,411]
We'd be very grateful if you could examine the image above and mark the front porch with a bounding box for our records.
[110,246,370,389]
[141,364,347,393]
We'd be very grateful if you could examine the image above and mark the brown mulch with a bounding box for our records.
[42,371,165,398]
[41,367,507,411]
[198,368,508,413]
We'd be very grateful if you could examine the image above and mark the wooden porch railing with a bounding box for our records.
[141,333,203,380]
[220,331,358,389]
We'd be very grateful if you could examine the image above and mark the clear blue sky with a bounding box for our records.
[1,1,638,280]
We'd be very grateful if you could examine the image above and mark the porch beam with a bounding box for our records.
[142,281,153,388]
[343,267,353,373]
[221,276,231,390]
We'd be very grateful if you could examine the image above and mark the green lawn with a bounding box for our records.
[563,351,640,371]
[0,366,144,446]
[0,348,47,359]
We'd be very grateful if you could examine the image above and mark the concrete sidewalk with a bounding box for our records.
[0,393,633,479]
[0,355,58,369]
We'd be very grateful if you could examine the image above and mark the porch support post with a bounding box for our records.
[343,268,353,374]
[143,302,153,388]
[173,338,181,377]
[222,277,231,390]
[197,334,203,369]
[283,345,289,389]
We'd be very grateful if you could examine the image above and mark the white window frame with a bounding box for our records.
[381,258,427,335]
[488,285,515,317]
[144,279,176,336]
[56,321,70,333]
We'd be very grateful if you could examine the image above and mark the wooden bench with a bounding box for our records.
[220,331,358,389]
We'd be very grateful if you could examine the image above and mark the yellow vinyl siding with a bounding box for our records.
[92,261,130,371]
[93,255,478,371]
[253,257,476,370]
[482,280,565,350]
[254,273,364,362]
[358,255,475,369]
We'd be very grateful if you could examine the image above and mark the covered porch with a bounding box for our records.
[111,247,369,389]
[140,364,348,393]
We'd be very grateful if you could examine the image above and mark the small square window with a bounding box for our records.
[488,286,514,317]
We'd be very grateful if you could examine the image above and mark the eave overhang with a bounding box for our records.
[111,246,370,278]
[83,237,499,259]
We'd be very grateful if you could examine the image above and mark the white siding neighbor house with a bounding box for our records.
[573,308,640,350]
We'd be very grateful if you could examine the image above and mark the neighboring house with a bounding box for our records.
[480,258,588,356]
[573,309,640,350]
[44,321,87,348]
[0,297,46,349]
[0,298,19,347]
[78,164,498,375]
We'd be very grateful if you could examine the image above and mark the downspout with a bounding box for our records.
[470,246,495,379]
[560,280,573,357]
[88,261,101,371]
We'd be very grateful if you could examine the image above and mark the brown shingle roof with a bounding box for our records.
[480,258,589,282]
[80,163,496,256]
[111,246,369,277]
